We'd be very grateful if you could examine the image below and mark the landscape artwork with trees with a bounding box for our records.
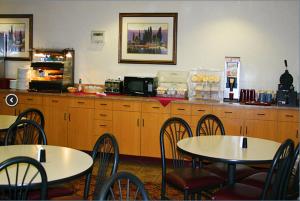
[127,23,168,55]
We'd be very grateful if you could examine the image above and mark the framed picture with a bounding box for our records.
[0,14,33,61]
[119,13,178,65]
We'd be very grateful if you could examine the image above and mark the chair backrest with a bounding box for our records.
[84,133,119,200]
[284,143,299,200]
[0,156,48,200]
[196,114,225,136]
[261,139,294,200]
[160,117,194,173]
[17,108,45,129]
[4,119,47,145]
[95,171,149,201]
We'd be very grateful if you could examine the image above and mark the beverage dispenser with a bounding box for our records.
[223,57,240,102]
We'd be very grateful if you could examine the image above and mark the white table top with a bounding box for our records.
[0,145,93,185]
[177,136,281,164]
[0,115,17,130]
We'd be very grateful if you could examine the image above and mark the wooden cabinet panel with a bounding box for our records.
[278,109,299,122]
[142,101,170,114]
[245,120,277,141]
[113,111,141,156]
[277,122,299,144]
[18,94,43,105]
[212,106,242,119]
[44,96,70,106]
[0,92,17,115]
[94,109,112,120]
[171,103,191,116]
[68,107,94,150]
[70,98,94,108]
[245,108,277,121]
[113,100,141,112]
[94,120,113,135]
[141,113,170,158]
[95,99,112,110]
[191,104,212,116]
[220,117,244,136]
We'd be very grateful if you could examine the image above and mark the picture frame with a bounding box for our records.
[119,13,178,65]
[0,14,33,61]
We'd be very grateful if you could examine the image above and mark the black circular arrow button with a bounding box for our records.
[5,94,18,107]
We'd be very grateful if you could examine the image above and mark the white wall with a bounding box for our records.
[1,0,299,91]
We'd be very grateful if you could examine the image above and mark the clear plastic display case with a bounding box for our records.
[188,69,223,101]
[156,70,189,98]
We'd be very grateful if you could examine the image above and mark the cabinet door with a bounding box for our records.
[44,97,69,146]
[0,93,18,115]
[141,112,170,158]
[277,122,299,144]
[113,111,141,156]
[245,120,277,141]
[68,107,94,150]
[220,117,244,136]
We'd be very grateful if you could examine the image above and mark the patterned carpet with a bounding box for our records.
[69,157,183,200]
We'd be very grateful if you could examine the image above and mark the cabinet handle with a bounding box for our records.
[257,113,265,116]
[27,98,33,101]
[245,126,248,135]
[52,100,58,103]
[224,111,232,114]
[100,103,107,106]
[177,108,185,111]
[100,114,107,117]
[64,113,66,120]
[142,119,144,127]
[240,126,242,135]
[99,125,107,127]
[69,114,71,121]
[296,130,299,139]
[137,119,139,127]
[197,109,205,112]
[152,106,160,109]
[123,104,130,107]
[77,101,85,104]
[285,114,294,118]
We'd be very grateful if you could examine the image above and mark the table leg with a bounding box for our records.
[228,163,236,185]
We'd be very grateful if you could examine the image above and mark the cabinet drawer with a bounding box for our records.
[113,100,141,112]
[94,109,112,120]
[212,106,242,118]
[278,109,299,122]
[192,104,212,116]
[18,95,43,105]
[245,109,276,121]
[171,103,191,115]
[94,120,113,135]
[142,101,170,114]
[95,99,112,110]
[44,96,70,106]
[70,98,94,108]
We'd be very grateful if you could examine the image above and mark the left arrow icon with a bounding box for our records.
[5,94,18,107]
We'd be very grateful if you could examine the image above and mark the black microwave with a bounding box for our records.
[123,76,157,96]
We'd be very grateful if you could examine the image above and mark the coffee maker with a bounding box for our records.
[276,60,299,107]
[223,57,240,102]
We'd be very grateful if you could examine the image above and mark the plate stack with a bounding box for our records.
[17,67,31,90]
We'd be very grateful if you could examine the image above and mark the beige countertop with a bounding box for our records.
[0,89,299,110]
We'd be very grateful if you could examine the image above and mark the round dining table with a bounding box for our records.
[0,115,17,131]
[177,135,281,185]
[0,145,93,185]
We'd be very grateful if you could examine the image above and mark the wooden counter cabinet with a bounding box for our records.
[277,109,299,144]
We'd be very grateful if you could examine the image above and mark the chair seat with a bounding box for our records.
[205,162,258,181]
[166,167,225,191]
[212,183,262,200]
[240,172,268,188]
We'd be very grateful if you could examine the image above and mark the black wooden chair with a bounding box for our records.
[17,108,45,129]
[4,119,47,145]
[212,139,294,200]
[0,156,48,200]
[160,117,225,200]
[95,171,149,201]
[50,133,119,200]
[196,114,258,182]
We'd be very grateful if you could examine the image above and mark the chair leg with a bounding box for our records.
[161,180,167,200]
[183,190,189,200]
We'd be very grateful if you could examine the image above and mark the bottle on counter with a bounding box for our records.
[78,78,82,92]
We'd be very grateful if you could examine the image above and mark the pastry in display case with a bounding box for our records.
[188,69,223,101]
[156,70,189,98]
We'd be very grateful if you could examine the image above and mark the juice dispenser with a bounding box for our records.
[223,57,240,102]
